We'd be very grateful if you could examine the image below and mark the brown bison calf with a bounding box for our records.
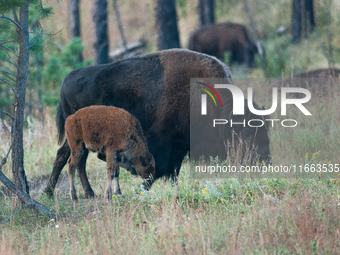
[188,22,258,67]
[65,105,155,201]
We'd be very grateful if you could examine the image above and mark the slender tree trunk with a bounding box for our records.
[198,0,215,26]
[305,0,315,29]
[301,0,306,39]
[292,0,302,44]
[31,21,44,125]
[112,0,128,54]
[154,0,181,50]
[6,87,11,115]
[292,0,314,43]
[28,88,33,116]
[326,1,333,68]
[243,0,267,77]
[12,5,30,195]
[37,58,44,126]
[93,0,109,64]
[0,85,2,119]
[69,0,83,63]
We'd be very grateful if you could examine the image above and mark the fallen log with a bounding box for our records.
[109,39,147,61]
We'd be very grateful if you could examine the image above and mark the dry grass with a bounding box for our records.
[1,179,340,254]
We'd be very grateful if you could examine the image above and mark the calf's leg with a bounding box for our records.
[105,152,118,201]
[112,166,121,195]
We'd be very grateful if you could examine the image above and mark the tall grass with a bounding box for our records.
[1,172,340,254]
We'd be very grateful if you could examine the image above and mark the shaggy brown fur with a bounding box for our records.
[65,105,155,201]
[188,22,258,67]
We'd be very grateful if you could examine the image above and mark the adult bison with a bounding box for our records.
[292,68,340,79]
[188,22,258,67]
[45,49,271,198]
[270,68,340,98]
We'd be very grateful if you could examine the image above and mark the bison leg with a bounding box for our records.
[77,148,96,198]
[112,166,121,195]
[170,148,188,183]
[44,140,70,197]
[67,147,84,201]
[105,153,120,201]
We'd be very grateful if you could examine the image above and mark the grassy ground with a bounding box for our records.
[1,0,340,254]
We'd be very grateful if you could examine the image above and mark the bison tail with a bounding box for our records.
[56,102,66,145]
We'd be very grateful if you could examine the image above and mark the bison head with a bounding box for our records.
[134,153,156,179]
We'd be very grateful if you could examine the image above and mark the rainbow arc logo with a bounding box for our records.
[197,82,222,115]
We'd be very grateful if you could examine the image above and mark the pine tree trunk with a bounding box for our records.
[198,0,215,26]
[93,0,109,64]
[69,0,83,63]
[305,0,315,29]
[12,4,30,195]
[292,0,302,44]
[154,0,180,50]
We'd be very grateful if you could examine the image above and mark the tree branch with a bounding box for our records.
[1,119,12,135]
[0,15,24,32]
[0,69,16,77]
[0,44,18,57]
[2,203,32,224]
[112,0,128,54]
[0,110,14,120]
[0,69,16,82]
[0,77,19,99]
[28,29,62,51]
[0,55,22,75]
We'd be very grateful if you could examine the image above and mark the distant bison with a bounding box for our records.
[65,105,155,201]
[188,22,258,67]
[45,49,271,198]
[270,68,340,97]
[292,68,340,79]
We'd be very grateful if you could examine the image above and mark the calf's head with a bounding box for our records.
[133,153,156,179]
